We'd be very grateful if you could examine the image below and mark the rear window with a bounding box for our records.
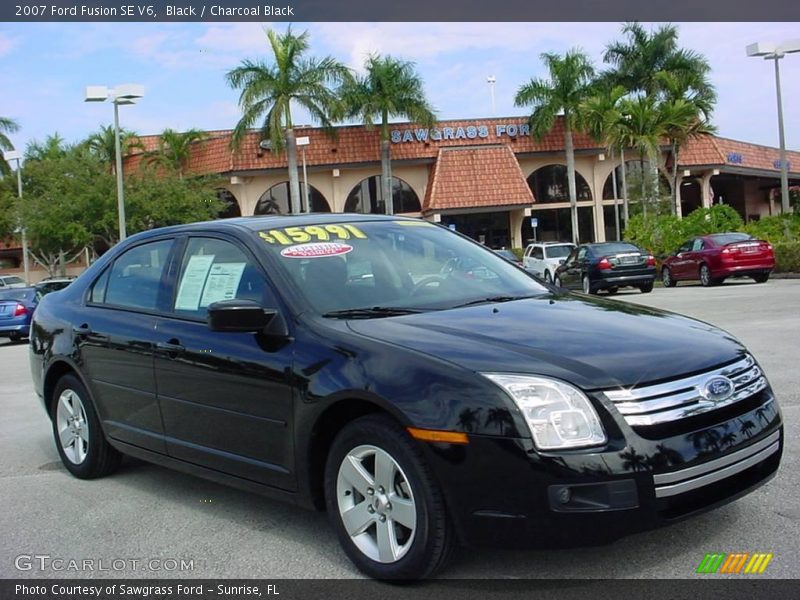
[544,245,573,258]
[710,233,752,245]
[591,243,640,255]
[1,276,25,285]
[0,289,34,300]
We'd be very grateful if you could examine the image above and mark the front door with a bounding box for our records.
[153,236,295,490]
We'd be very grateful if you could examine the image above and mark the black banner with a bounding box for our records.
[2,0,800,22]
[2,580,800,600]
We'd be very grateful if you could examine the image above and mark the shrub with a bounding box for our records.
[744,214,800,243]
[773,241,800,273]
[511,247,525,261]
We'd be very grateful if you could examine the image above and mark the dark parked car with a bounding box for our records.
[29,215,782,579]
[554,242,657,294]
[35,276,76,296]
[661,233,775,287]
[0,287,42,342]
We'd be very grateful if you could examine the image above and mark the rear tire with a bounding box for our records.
[753,273,770,284]
[606,287,619,296]
[699,264,720,287]
[582,275,596,295]
[8,332,21,342]
[325,414,455,580]
[639,281,654,294]
[51,374,121,479]
[661,267,676,288]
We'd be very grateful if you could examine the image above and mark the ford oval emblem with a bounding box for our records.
[701,376,735,403]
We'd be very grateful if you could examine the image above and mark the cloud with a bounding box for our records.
[0,32,20,56]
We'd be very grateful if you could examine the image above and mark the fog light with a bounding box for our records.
[558,487,571,504]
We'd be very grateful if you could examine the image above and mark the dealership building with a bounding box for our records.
[2,116,799,278]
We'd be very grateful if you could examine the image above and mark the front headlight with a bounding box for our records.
[483,374,607,450]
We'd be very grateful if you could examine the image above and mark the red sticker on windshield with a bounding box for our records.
[280,242,353,259]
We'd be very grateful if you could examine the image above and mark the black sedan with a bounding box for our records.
[554,242,657,294]
[29,215,781,579]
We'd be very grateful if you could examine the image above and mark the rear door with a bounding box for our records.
[78,238,177,453]
[153,235,296,490]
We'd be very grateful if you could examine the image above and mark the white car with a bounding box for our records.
[0,275,27,289]
[522,242,576,283]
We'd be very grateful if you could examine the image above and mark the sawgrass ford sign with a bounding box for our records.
[391,122,531,143]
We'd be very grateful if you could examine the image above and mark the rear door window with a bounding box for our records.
[102,240,174,311]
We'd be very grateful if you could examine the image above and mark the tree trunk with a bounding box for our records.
[610,149,621,241]
[285,128,301,214]
[640,154,647,218]
[620,147,629,226]
[381,139,393,215]
[671,140,681,218]
[564,121,579,244]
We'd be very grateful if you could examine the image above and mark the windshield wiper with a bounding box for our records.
[453,294,539,308]
[323,306,426,319]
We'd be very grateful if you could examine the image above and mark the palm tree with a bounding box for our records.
[578,84,629,237]
[339,54,436,214]
[24,133,67,162]
[619,447,647,472]
[603,22,712,99]
[655,71,717,216]
[515,49,595,243]
[0,117,20,174]
[145,128,206,178]
[226,27,349,214]
[85,125,144,175]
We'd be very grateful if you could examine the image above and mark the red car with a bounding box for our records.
[661,232,774,287]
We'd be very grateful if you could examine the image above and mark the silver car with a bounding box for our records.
[522,242,575,283]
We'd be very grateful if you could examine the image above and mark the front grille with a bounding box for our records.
[602,355,767,427]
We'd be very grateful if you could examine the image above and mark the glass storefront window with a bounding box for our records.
[254,182,331,215]
[345,176,421,214]
[527,165,592,203]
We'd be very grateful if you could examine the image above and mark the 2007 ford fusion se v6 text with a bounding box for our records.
[29,215,782,579]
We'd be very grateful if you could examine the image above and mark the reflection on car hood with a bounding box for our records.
[346,294,745,390]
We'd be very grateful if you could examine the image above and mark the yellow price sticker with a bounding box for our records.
[260,224,368,245]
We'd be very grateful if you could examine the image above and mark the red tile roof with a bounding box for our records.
[423,145,534,212]
[679,134,800,174]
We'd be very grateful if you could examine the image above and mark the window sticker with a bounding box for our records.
[259,224,367,245]
[200,263,247,307]
[174,254,215,311]
[280,242,354,259]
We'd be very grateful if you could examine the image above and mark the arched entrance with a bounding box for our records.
[216,188,241,219]
[345,176,421,214]
[254,182,331,215]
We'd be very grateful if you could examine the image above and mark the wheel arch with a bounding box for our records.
[43,359,88,419]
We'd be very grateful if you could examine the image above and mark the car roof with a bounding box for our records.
[526,242,574,247]
[128,213,421,240]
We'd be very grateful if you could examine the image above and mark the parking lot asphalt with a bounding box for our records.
[0,279,797,579]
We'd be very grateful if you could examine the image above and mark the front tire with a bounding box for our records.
[661,267,676,288]
[51,374,121,479]
[554,275,563,288]
[325,414,454,580]
[543,271,552,284]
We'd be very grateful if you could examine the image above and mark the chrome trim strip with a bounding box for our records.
[653,430,780,485]
[622,378,767,426]
[604,356,754,402]
[655,440,780,498]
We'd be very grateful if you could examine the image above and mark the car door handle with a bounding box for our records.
[156,339,185,356]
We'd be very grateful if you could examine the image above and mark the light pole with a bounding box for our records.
[747,40,800,214]
[3,149,29,283]
[296,135,311,213]
[487,75,496,116]
[84,84,145,241]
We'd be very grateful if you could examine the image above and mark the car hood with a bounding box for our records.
[346,294,745,390]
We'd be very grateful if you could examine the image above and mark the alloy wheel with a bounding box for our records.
[336,444,417,564]
[55,389,89,464]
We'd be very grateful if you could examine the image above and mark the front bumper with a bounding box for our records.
[422,391,781,549]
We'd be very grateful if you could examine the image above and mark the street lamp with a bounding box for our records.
[296,135,311,213]
[2,149,29,284]
[84,83,145,241]
[746,40,800,214]
[487,75,496,116]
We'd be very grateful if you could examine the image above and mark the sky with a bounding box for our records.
[1,22,799,155]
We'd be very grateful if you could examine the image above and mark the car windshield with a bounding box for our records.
[711,233,752,245]
[257,220,548,316]
[544,245,573,258]
[0,288,34,300]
